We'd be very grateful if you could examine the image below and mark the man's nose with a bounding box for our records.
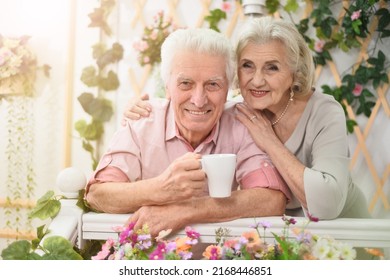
[190,87,208,107]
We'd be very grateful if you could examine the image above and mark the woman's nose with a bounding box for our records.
[252,71,266,86]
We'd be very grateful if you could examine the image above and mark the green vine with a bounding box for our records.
[75,0,123,170]
[4,96,36,239]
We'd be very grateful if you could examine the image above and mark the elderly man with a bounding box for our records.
[85,28,290,236]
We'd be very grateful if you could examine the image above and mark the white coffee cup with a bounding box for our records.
[201,154,237,198]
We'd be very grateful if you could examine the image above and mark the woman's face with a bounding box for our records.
[237,41,293,113]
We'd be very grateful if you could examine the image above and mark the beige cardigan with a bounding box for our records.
[285,91,370,219]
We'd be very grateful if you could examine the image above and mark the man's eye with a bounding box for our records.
[178,81,192,90]
[205,82,221,91]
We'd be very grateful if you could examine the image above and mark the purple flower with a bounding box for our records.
[282,215,297,225]
[259,221,272,229]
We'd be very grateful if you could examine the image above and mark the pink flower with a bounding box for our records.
[149,242,166,260]
[221,1,232,12]
[307,212,319,223]
[185,226,200,239]
[203,245,221,260]
[314,40,325,53]
[92,238,115,260]
[351,9,361,21]
[352,83,363,96]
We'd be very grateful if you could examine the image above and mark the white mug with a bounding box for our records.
[201,154,237,198]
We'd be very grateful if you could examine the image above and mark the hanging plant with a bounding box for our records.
[0,34,50,241]
[0,35,50,96]
[75,0,123,170]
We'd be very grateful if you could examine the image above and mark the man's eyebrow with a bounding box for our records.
[207,77,226,84]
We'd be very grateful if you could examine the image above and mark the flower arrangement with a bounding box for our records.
[133,10,176,68]
[92,222,200,260]
[91,214,383,261]
[0,35,37,95]
[0,34,50,96]
[203,214,358,260]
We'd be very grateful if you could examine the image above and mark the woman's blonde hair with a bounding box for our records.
[235,16,315,95]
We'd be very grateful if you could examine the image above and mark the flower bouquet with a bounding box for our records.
[92,222,200,260]
[0,35,37,95]
[203,215,358,260]
[92,214,384,260]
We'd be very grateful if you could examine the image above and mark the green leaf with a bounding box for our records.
[204,8,226,32]
[75,119,87,137]
[28,190,61,220]
[75,119,104,141]
[1,240,41,260]
[78,92,114,121]
[284,0,299,13]
[346,119,357,133]
[82,140,95,154]
[266,0,279,14]
[97,43,124,69]
[41,236,83,260]
[352,19,362,34]
[88,7,112,36]
[76,189,92,213]
[99,70,120,91]
[92,43,106,60]
[81,66,99,87]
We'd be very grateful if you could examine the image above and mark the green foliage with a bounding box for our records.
[204,8,227,32]
[1,237,83,260]
[1,190,84,260]
[75,0,123,169]
[28,190,62,220]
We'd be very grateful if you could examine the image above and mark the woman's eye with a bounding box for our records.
[266,65,279,71]
[242,62,253,69]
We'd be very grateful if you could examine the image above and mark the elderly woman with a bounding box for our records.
[233,16,369,219]
[124,17,369,220]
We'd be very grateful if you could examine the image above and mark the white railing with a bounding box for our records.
[46,198,390,259]
[49,168,390,259]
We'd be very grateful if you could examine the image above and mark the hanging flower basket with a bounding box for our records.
[0,35,38,97]
[0,75,32,96]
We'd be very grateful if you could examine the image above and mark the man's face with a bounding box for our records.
[167,50,229,148]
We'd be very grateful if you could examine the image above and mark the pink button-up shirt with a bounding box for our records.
[87,99,290,200]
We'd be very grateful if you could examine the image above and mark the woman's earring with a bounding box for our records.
[290,90,294,101]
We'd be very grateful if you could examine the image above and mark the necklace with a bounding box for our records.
[271,98,292,126]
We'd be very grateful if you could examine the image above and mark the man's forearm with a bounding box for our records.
[187,188,286,224]
[86,179,162,213]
